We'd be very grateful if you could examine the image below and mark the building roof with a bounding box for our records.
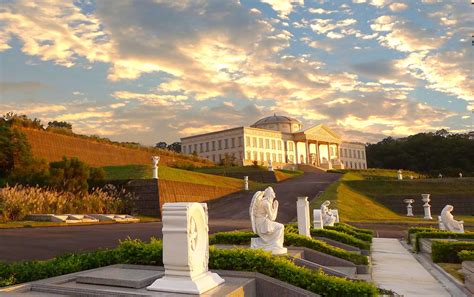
[251,114,302,127]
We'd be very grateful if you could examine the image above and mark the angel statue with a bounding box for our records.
[249,186,287,255]
[440,205,464,233]
[321,200,336,226]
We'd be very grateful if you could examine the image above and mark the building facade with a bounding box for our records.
[181,115,367,170]
[340,142,367,169]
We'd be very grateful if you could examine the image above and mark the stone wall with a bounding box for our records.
[158,180,239,209]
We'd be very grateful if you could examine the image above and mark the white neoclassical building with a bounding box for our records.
[181,115,367,170]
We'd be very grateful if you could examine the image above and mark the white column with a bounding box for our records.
[421,194,432,220]
[315,141,320,166]
[305,140,310,164]
[147,203,224,294]
[297,197,310,237]
[152,156,160,179]
[294,141,299,164]
[313,209,323,229]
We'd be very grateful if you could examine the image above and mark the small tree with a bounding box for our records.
[155,142,168,149]
[220,153,236,176]
[49,157,90,194]
[47,121,72,130]
[167,142,181,153]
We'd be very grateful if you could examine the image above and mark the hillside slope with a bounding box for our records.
[18,127,211,167]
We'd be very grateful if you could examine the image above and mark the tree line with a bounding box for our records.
[366,130,474,176]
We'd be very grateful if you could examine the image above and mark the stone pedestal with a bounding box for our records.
[313,209,323,229]
[244,176,249,191]
[331,209,340,223]
[397,169,403,180]
[147,203,224,294]
[296,197,310,237]
[421,194,432,220]
[268,160,274,171]
[152,156,160,179]
[404,199,414,217]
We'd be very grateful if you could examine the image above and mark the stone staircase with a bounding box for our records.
[297,164,328,173]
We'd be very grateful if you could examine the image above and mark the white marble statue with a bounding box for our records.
[152,156,160,179]
[440,205,464,233]
[268,159,274,171]
[321,200,336,226]
[249,187,287,255]
[397,169,403,180]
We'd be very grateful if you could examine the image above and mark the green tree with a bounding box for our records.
[47,121,72,130]
[0,125,35,178]
[49,157,90,194]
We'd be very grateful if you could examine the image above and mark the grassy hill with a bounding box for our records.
[312,169,474,225]
[18,127,212,168]
[102,164,267,190]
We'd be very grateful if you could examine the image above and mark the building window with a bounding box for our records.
[271,139,276,150]
[193,144,197,153]
[277,141,282,150]
[224,139,228,149]
[260,152,264,161]
[278,154,282,162]
[212,141,216,151]
[350,161,353,168]
[266,152,270,161]
[357,150,361,159]
[259,138,263,148]
[199,143,203,153]
[253,151,258,160]
[288,142,294,151]
[246,151,251,160]
[231,138,235,148]
[265,139,270,149]
[206,142,209,152]
[252,137,257,147]
[272,153,276,162]
[212,155,216,162]
[245,136,250,147]
[238,137,243,147]
[218,140,222,150]
[182,146,186,154]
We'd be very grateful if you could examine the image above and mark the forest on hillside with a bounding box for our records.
[366,130,474,176]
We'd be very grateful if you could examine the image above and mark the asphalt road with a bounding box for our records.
[0,171,340,262]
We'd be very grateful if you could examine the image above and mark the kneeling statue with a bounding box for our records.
[249,187,287,255]
[440,205,464,233]
[321,200,337,226]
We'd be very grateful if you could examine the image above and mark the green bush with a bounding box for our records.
[406,227,440,244]
[210,247,377,297]
[210,230,368,265]
[0,238,377,296]
[431,241,474,263]
[413,231,474,252]
[310,229,370,250]
[325,224,373,243]
[335,223,373,235]
[458,250,474,262]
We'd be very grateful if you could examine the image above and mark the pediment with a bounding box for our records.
[299,124,341,143]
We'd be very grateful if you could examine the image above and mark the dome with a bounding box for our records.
[251,114,303,133]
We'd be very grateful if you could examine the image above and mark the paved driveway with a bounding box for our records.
[0,172,340,262]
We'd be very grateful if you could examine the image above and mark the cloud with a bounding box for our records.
[389,3,408,12]
[259,0,304,17]
[0,81,49,93]
[311,18,357,34]
[56,111,114,121]
[112,91,188,106]
[0,103,66,115]
[179,124,234,136]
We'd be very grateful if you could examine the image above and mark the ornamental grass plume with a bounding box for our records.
[0,185,134,222]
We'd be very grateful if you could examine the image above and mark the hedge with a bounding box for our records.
[458,250,474,262]
[431,241,474,263]
[413,231,474,252]
[0,239,378,297]
[336,223,374,235]
[406,227,441,244]
[325,225,373,243]
[310,229,371,250]
[210,230,368,265]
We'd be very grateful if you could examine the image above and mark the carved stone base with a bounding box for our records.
[250,238,287,255]
[147,271,225,294]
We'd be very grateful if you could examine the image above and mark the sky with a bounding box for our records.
[0,0,472,145]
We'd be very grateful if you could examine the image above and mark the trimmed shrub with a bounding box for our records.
[325,225,373,243]
[406,227,440,244]
[431,241,474,263]
[310,229,371,250]
[210,230,368,265]
[0,239,378,296]
[413,231,474,252]
[336,223,374,235]
[458,250,474,262]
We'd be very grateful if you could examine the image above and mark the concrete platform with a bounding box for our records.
[372,238,451,297]
[1,264,319,297]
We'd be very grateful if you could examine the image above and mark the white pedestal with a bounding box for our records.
[244,176,249,191]
[250,238,287,255]
[147,203,224,294]
[421,194,432,220]
[297,197,310,237]
[313,209,323,229]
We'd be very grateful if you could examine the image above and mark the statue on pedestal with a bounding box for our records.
[440,205,464,233]
[249,187,287,255]
[321,200,336,226]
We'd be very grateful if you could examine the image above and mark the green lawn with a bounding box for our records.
[102,164,267,190]
[193,165,268,175]
[311,169,474,226]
